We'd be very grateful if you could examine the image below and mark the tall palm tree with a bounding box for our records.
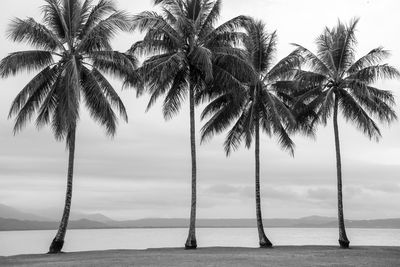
[0,0,136,253]
[292,18,399,248]
[201,20,304,248]
[127,0,251,249]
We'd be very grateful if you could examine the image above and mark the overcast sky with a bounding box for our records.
[0,0,400,221]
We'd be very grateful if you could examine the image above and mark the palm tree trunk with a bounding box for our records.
[255,117,273,248]
[185,83,197,249]
[48,127,76,254]
[333,96,350,248]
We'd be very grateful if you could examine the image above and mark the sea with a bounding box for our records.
[1,228,399,256]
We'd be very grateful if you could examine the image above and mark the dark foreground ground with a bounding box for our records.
[1,246,400,267]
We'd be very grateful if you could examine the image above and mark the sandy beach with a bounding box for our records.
[1,246,400,266]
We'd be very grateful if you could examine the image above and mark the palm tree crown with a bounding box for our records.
[201,19,300,155]
[294,18,398,136]
[0,0,136,141]
[128,0,251,117]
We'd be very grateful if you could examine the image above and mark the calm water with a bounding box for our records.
[1,228,400,256]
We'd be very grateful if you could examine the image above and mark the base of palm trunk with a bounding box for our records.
[259,238,273,248]
[339,239,350,248]
[185,235,197,250]
[48,238,64,254]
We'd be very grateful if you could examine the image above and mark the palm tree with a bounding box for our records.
[0,0,136,253]
[127,0,251,249]
[292,18,399,248]
[201,20,303,248]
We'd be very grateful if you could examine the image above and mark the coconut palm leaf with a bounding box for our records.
[7,18,64,51]
[0,51,55,78]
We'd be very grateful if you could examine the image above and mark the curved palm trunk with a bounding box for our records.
[333,97,350,248]
[48,127,76,254]
[255,118,273,248]
[185,84,197,249]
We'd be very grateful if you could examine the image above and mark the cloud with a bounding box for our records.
[364,183,400,194]
[307,188,336,200]
[206,184,240,194]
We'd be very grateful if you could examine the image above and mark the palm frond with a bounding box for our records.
[189,46,213,83]
[332,17,359,72]
[260,98,295,155]
[162,68,188,119]
[92,68,128,122]
[204,15,251,43]
[7,18,64,51]
[347,47,390,74]
[62,0,82,38]
[78,0,116,38]
[345,82,397,123]
[349,64,400,84]
[132,11,181,46]
[90,50,137,80]
[141,53,184,111]
[78,10,131,52]
[0,51,54,78]
[292,43,331,75]
[81,66,117,136]
[295,69,327,85]
[141,52,184,88]
[79,0,95,26]
[313,89,335,125]
[339,90,381,140]
[36,73,63,128]
[268,50,302,81]
[59,57,81,130]
[222,105,250,155]
[262,30,277,73]
[41,0,69,40]
[11,66,60,133]
[197,0,221,40]
[259,90,295,156]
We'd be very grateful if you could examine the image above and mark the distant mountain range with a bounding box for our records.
[1,204,400,231]
[0,203,113,223]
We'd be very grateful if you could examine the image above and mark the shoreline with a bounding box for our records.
[2,246,400,266]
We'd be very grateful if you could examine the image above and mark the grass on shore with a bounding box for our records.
[1,246,400,267]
